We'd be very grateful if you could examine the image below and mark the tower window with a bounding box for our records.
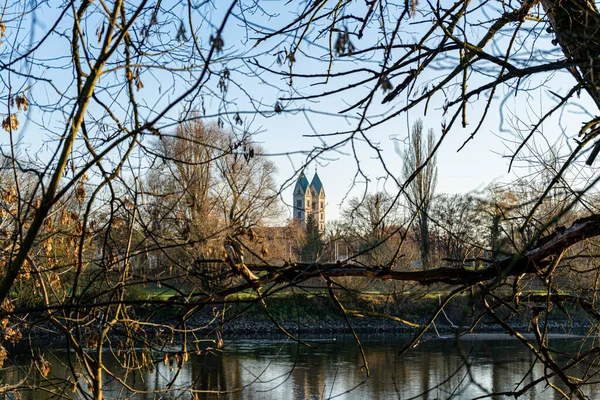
[296,212,301,219]
[296,199,301,208]
[320,201,323,209]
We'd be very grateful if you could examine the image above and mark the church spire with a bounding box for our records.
[293,168,325,232]
[294,170,309,194]
[310,170,324,196]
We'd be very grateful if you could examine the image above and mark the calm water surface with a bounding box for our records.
[3,334,597,399]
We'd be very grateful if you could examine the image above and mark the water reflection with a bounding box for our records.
[2,334,598,399]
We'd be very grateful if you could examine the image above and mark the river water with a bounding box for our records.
[2,334,597,399]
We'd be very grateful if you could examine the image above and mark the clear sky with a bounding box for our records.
[221,2,597,222]
[259,81,589,222]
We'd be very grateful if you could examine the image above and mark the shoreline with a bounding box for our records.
[218,316,591,337]
[17,291,594,344]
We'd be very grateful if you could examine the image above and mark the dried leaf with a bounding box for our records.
[234,113,243,125]
[0,345,7,369]
[411,0,418,17]
[288,52,295,64]
[36,357,51,377]
[274,102,283,114]
[15,94,28,111]
[75,181,86,203]
[136,76,144,91]
[2,115,18,132]
[2,299,14,312]
[0,21,5,47]
[210,33,224,53]
[334,27,355,56]
[380,76,393,93]
[176,21,187,42]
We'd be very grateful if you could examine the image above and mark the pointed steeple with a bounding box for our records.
[310,170,324,196]
[294,170,309,194]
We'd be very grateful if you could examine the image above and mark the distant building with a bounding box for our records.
[292,170,325,231]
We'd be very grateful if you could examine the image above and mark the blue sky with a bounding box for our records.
[2,1,597,223]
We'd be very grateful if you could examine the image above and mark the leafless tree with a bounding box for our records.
[145,118,222,258]
[431,193,485,267]
[213,134,282,230]
[340,192,405,265]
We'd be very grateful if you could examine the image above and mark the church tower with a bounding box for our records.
[310,172,325,232]
[292,170,325,231]
[293,171,310,225]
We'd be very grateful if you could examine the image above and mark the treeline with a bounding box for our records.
[293,185,599,295]
[1,119,597,315]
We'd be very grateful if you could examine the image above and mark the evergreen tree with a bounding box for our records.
[301,214,323,262]
[402,120,437,269]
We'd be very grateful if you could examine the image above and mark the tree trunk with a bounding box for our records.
[541,0,600,109]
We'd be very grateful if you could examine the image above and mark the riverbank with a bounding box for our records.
[186,290,592,337]
[18,289,592,344]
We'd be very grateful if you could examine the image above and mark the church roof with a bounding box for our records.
[310,172,324,195]
[295,171,309,193]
